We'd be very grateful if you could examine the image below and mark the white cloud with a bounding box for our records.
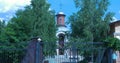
[0,0,31,13]
[0,0,31,21]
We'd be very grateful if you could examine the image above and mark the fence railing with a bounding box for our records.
[0,48,26,63]
[0,38,113,63]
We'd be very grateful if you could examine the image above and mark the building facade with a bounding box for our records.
[110,20,120,39]
[110,20,120,63]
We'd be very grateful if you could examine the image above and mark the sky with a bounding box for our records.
[0,0,120,21]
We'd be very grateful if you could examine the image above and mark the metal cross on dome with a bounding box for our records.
[59,0,63,11]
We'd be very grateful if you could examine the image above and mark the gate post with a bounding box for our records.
[108,48,113,63]
[21,37,44,63]
[36,38,44,63]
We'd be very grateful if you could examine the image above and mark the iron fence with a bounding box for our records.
[43,42,108,63]
[0,48,26,63]
[0,38,113,63]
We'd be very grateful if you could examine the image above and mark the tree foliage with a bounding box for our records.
[0,0,56,62]
[104,37,120,50]
[5,0,56,43]
[0,0,57,56]
[30,0,56,42]
[69,0,114,42]
[0,20,6,42]
[69,1,116,62]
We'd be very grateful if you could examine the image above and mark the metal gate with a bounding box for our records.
[0,38,114,63]
[43,41,108,63]
[21,37,113,63]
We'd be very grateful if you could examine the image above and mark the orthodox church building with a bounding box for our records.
[55,11,69,55]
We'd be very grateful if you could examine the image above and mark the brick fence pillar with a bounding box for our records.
[21,37,44,63]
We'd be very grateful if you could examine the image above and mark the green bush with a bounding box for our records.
[104,37,120,50]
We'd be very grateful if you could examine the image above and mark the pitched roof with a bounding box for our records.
[110,20,120,25]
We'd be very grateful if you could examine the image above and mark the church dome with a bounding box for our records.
[58,12,64,14]
[56,11,65,16]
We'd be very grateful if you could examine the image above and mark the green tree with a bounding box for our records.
[5,0,56,55]
[69,0,114,62]
[7,0,56,43]
[30,0,56,55]
[0,0,56,62]
[104,37,120,50]
[69,0,114,42]
[6,8,32,43]
[30,0,56,42]
[0,20,8,43]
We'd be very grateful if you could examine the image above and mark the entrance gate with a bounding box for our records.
[0,38,113,63]
[22,38,112,63]
[43,41,107,63]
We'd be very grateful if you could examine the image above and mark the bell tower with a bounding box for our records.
[56,11,69,55]
[56,12,66,26]
[55,0,69,56]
